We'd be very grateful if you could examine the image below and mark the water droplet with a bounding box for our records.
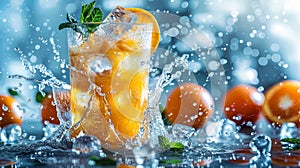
[271,43,280,52]
[172,124,195,146]
[247,15,255,22]
[167,27,179,37]
[280,122,297,139]
[0,124,22,144]
[35,45,40,50]
[1,102,10,111]
[181,1,189,8]
[72,135,102,155]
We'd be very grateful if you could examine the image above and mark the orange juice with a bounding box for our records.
[68,23,153,153]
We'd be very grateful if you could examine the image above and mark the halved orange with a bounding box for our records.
[125,8,160,54]
[262,80,300,127]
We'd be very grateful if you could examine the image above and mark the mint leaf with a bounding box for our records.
[36,91,47,103]
[88,156,116,166]
[169,142,184,151]
[158,135,170,149]
[281,138,300,144]
[158,135,184,152]
[281,138,300,151]
[8,88,18,96]
[161,159,182,165]
[80,1,96,23]
[80,1,102,23]
[58,1,102,35]
[58,14,89,37]
[80,1,102,34]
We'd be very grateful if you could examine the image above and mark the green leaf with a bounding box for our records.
[80,1,102,34]
[281,138,300,151]
[8,88,18,96]
[281,138,300,144]
[158,135,170,149]
[33,159,47,166]
[36,91,47,103]
[161,159,182,165]
[158,135,185,152]
[80,1,96,23]
[58,1,102,35]
[88,156,116,166]
[169,142,185,151]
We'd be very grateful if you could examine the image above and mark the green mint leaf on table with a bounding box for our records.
[161,159,182,165]
[169,142,185,151]
[88,156,116,166]
[281,138,300,151]
[158,135,184,152]
[281,138,300,144]
[158,135,170,149]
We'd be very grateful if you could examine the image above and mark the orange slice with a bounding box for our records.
[262,80,300,127]
[125,8,160,54]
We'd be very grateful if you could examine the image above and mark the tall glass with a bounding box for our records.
[67,23,153,153]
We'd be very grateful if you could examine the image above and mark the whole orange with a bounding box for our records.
[223,85,264,126]
[263,80,300,127]
[0,95,23,128]
[41,93,60,125]
[164,83,214,129]
[41,91,70,126]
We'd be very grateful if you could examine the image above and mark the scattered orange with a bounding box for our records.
[223,85,264,126]
[262,80,300,127]
[41,91,70,125]
[125,7,160,54]
[0,95,23,128]
[164,83,214,129]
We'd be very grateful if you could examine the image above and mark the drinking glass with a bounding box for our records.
[67,22,153,153]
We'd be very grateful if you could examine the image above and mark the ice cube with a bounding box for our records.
[94,6,138,39]
[104,6,137,24]
[0,124,22,144]
[280,122,297,139]
[72,135,104,156]
[220,119,240,140]
[249,134,271,156]
[89,57,112,74]
[201,119,239,143]
[171,124,195,145]
[249,135,272,168]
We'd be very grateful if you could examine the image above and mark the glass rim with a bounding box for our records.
[72,22,153,26]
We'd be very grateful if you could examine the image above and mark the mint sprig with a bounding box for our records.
[58,1,103,36]
[158,135,184,152]
[281,138,300,144]
[88,156,116,166]
[280,138,300,150]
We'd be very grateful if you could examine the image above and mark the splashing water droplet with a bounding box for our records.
[0,124,22,144]
[72,135,103,156]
